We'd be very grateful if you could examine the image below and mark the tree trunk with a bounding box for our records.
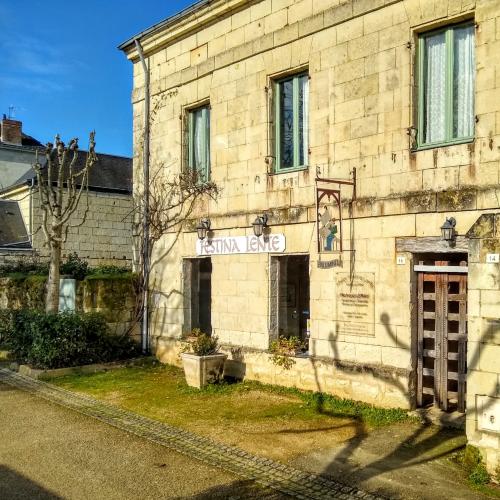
[46,240,61,313]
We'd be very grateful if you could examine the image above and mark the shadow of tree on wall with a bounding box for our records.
[0,465,62,500]
[295,311,500,497]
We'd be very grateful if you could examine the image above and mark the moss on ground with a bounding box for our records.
[52,361,413,426]
[451,445,500,497]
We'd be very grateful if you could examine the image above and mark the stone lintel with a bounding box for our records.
[396,236,469,254]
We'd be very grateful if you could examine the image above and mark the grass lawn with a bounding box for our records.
[51,360,412,463]
[49,361,500,498]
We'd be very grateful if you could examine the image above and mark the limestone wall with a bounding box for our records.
[128,0,500,466]
[0,249,36,266]
[156,337,411,409]
[2,187,133,266]
[466,214,500,475]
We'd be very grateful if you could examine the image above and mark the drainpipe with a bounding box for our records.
[29,177,34,245]
[134,38,150,355]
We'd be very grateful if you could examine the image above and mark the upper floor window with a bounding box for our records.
[274,73,309,172]
[188,104,210,182]
[417,23,475,148]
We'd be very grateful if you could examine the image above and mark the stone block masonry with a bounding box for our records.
[2,188,133,266]
[123,0,500,475]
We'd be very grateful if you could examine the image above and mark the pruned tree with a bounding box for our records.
[33,132,97,313]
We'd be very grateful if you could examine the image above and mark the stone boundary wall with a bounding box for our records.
[0,249,36,266]
[0,275,139,338]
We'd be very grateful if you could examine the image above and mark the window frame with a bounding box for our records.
[274,72,309,173]
[416,21,475,150]
[187,103,211,182]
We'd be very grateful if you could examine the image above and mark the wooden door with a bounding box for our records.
[416,259,467,413]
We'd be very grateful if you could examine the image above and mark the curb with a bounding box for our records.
[13,356,156,380]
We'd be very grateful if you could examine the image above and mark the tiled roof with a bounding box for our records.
[9,151,132,194]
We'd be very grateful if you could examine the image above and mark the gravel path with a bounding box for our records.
[0,369,381,499]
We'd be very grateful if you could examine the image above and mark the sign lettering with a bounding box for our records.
[196,234,286,256]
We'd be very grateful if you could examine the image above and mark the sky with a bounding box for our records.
[0,0,195,157]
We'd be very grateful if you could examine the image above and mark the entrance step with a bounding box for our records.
[412,407,465,429]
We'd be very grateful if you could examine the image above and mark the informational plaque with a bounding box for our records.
[336,273,375,337]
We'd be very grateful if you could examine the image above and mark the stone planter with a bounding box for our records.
[180,352,227,389]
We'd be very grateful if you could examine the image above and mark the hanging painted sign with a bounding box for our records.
[196,234,285,256]
[317,188,342,253]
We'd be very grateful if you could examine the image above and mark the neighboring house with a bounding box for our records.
[0,116,43,190]
[0,199,33,265]
[0,148,134,266]
[121,0,500,473]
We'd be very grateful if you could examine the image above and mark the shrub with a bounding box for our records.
[0,309,13,346]
[181,329,220,356]
[0,256,48,277]
[469,463,490,486]
[60,253,89,280]
[4,310,139,369]
[456,445,491,486]
[87,265,132,277]
[269,336,306,369]
[0,255,132,281]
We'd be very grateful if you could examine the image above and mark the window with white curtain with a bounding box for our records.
[274,73,309,172]
[418,23,475,147]
[188,105,210,182]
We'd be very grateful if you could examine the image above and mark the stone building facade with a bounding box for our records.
[0,117,43,190]
[0,153,134,266]
[121,0,500,472]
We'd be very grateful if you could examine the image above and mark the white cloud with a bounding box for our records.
[0,34,86,92]
[0,75,71,93]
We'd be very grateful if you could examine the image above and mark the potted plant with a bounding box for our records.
[269,336,306,370]
[180,329,227,388]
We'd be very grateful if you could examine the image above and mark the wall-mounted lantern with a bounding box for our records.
[441,217,456,243]
[197,218,211,240]
[252,214,268,238]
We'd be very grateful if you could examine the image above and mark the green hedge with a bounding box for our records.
[1,310,140,369]
[0,253,132,280]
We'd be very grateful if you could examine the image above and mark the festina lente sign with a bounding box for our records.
[196,234,286,256]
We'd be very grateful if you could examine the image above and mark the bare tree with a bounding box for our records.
[147,168,219,249]
[33,133,97,313]
[131,166,219,348]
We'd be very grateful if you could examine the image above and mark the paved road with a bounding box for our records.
[0,383,285,499]
[0,370,377,500]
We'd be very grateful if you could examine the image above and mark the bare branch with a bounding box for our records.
[31,132,97,313]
